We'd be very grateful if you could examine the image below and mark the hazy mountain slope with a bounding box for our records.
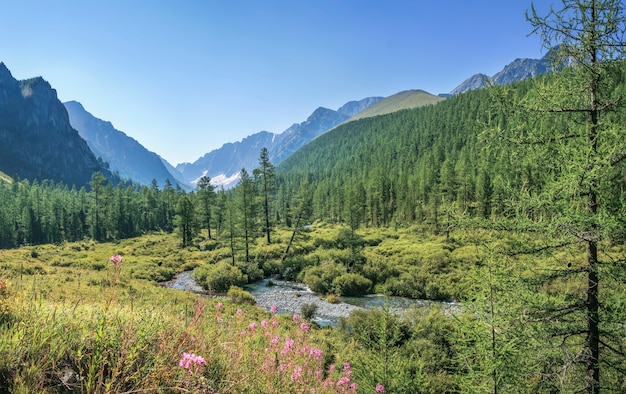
[176,97,382,188]
[0,63,111,187]
[64,101,192,189]
[347,90,444,122]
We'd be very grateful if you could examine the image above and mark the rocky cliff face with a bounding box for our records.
[176,97,382,188]
[0,63,111,187]
[64,100,192,190]
[451,52,552,95]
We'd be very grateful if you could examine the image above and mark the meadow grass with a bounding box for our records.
[0,231,371,393]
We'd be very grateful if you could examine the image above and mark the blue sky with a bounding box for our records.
[0,0,554,165]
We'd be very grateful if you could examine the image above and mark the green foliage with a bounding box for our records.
[193,261,247,292]
[227,285,256,305]
[300,302,318,320]
[300,261,346,294]
[331,273,372,296]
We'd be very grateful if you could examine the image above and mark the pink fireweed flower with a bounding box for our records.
[376,383,386,393]
[291,365,303,382]
[343,361,352,376]
[270,304,278,314]
[261,319,269,327]
[282,336,295,354]
[293,313,300,322]
[270,335,280,346]
[216,302,223,310]
[300,322,309,332]
[309,348,324,358]
[236,309,243,315]
[272,319,279,328]
[248,322,257,331]
[109,254,123,270]
[337,376,350,386]
[179,352,206,374]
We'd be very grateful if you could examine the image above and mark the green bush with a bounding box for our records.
[332,273,372,296]
[300,261,346,294]
[326,294,341,304]
[227,286,256,305]
[193,261,247,292]
[300,302,318,320]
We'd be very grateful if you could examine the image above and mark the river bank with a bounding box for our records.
[162,272,459,326]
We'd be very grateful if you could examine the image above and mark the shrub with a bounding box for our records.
[300,302,318,320]
[326,294,341,304]
[193,261,247,293]
[332,273,372,296]
[300,261,346,294]
[227,286,256,305]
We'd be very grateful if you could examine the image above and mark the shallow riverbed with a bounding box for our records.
[163,272,459,326]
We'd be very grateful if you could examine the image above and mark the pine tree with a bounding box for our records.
[197,175,216,239]
[253,147,275,244]
[492,1,626,391]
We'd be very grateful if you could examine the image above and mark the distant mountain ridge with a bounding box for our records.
[451,51,553,95]
[0,62,112,187]
[64,101,192,190]
[176,96,384,188]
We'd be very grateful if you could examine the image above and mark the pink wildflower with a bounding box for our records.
[376,383,386,393]
[309,348,324,358]
[272,319,279,328]
[291,365,303,382]
[337,376,350,386]
[216,302,223,310]
[270,304,278,314]
[300,321,310,332]
[179,352,205,374]
[109,255,123,271]
[236,309,243,315]
[293,313,300,322]
[261,319,269,327]
[282,336,295,354]
[270,335,280,346]
[248,322,257,330]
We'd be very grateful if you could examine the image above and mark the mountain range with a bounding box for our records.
[64,101,192,190]
[175,96,383,188]
[0,63,112,187]
[0,50,554,189]
[451,51,552,95]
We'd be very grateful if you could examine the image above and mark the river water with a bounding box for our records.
[163,272,458,326]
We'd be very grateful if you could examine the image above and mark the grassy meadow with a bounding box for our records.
[0,223,614,393]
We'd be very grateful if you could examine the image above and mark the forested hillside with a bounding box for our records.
[277,84,510,228]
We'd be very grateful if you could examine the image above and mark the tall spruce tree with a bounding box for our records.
[237,168,256,263]
[197,175,216,239]
[492,1,626,391]
[175,194,198,247]
[253,147,275,244]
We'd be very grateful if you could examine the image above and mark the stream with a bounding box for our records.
[163,272,459,326]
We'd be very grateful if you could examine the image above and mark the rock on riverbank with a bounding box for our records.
[248,280,361,326]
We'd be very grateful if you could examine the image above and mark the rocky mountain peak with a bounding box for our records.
[451,51,553,95]
[0,62,111,186]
